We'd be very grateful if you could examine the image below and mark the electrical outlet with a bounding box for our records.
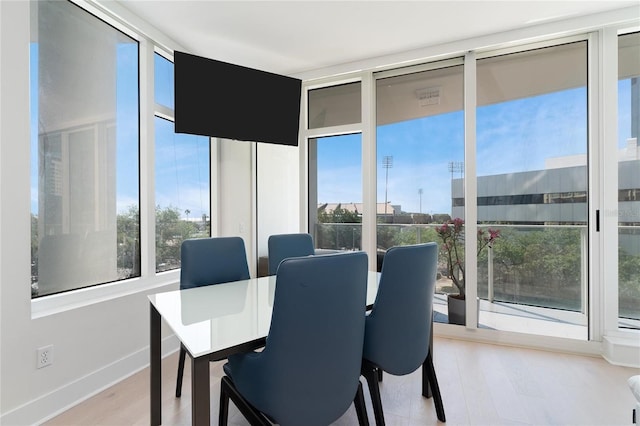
[37,345,53,369]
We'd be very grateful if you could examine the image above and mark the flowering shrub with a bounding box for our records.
[436,218,500,298]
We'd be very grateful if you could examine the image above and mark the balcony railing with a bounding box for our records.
[314,222,640,324]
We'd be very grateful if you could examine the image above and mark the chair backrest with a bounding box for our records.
[267,233,315,275]
[180,237,250,290]
[231,251,368,425]
[363,243,437,376]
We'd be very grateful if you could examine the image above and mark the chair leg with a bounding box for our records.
[425,351,446,422]
[219,377,230,426]
[220,376,271,426]
[362,360,385,426]
[353,381,370,426]
[175,345,186,397]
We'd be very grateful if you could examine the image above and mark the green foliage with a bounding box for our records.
[376,225,397,250]
[115,204,207,274]
[155,205,201,271]
[117,205,140,276]
[317,204,361,224]
[435,218,500,298]
[619,247,640,318]
[484,227,583,309]
[316,204,361,250]
[387,225,439,248]
[31,213,38,276]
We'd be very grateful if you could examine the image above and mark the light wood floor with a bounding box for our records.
[44,337,639,426]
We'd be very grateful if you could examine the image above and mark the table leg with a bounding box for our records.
[150,304,162,426]
[191,355,210,426]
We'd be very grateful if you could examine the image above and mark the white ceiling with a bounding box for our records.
[117,0,638,76]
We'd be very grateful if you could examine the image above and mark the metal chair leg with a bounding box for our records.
[362,360,385,426]
[425,351,446,422]
[219,377,230,426]
[354,381,370,426]
[220,376,270,426]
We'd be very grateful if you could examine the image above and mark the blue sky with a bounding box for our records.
[31,47,635,219]
[318,80,635,216]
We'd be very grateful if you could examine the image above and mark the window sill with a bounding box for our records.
[31,270,180,319]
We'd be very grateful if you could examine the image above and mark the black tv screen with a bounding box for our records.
[174,51,302,146]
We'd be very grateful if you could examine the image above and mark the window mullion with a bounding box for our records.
[140,38,155,278]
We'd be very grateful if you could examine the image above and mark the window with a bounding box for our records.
[308,82,361,129]
[375,62,465,317]
[476,41,589,338]
[617,32,640,329]
[30,0,139,297]
[154,54,210,273]
[309,134,363,252]
[307,82,363,252]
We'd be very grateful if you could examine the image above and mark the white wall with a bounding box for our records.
[0,3,261,424]
[256,143,301,259]
[217,138,257,274]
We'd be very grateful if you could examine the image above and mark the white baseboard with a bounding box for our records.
[0,335,179,426]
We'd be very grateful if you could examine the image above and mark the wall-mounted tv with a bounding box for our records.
[174,51,302,146]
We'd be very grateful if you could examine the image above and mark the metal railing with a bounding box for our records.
[313,222,640,322]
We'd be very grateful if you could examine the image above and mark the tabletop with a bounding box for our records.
[149,271,381,359]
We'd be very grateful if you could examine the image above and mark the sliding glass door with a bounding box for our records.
[375,61,465,323]
[476,41,589,339]
[617,32,640,330]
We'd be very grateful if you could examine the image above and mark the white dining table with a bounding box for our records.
[149,270,439,425]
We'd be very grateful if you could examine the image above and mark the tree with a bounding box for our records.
[435,218,500,298]
[316,204,362,250]
[619,247,640,319]
[117,205,140,277]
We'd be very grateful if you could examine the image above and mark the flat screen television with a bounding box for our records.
[174,51,302,146]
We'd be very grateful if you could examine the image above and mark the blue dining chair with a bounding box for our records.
[267,232,315,275]
[175,236,250,398]
[361,242,445,425]
[219,251,370,426]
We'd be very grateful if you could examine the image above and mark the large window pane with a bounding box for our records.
[153,55,211,273]
[617,32,640,329]
[476,42,588,339]
[309,134,362,253]
[155,117,211,272]
[30,0,140,297]
[376,64,465,321]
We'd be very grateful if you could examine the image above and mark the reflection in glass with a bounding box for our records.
[30,0,139,297]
